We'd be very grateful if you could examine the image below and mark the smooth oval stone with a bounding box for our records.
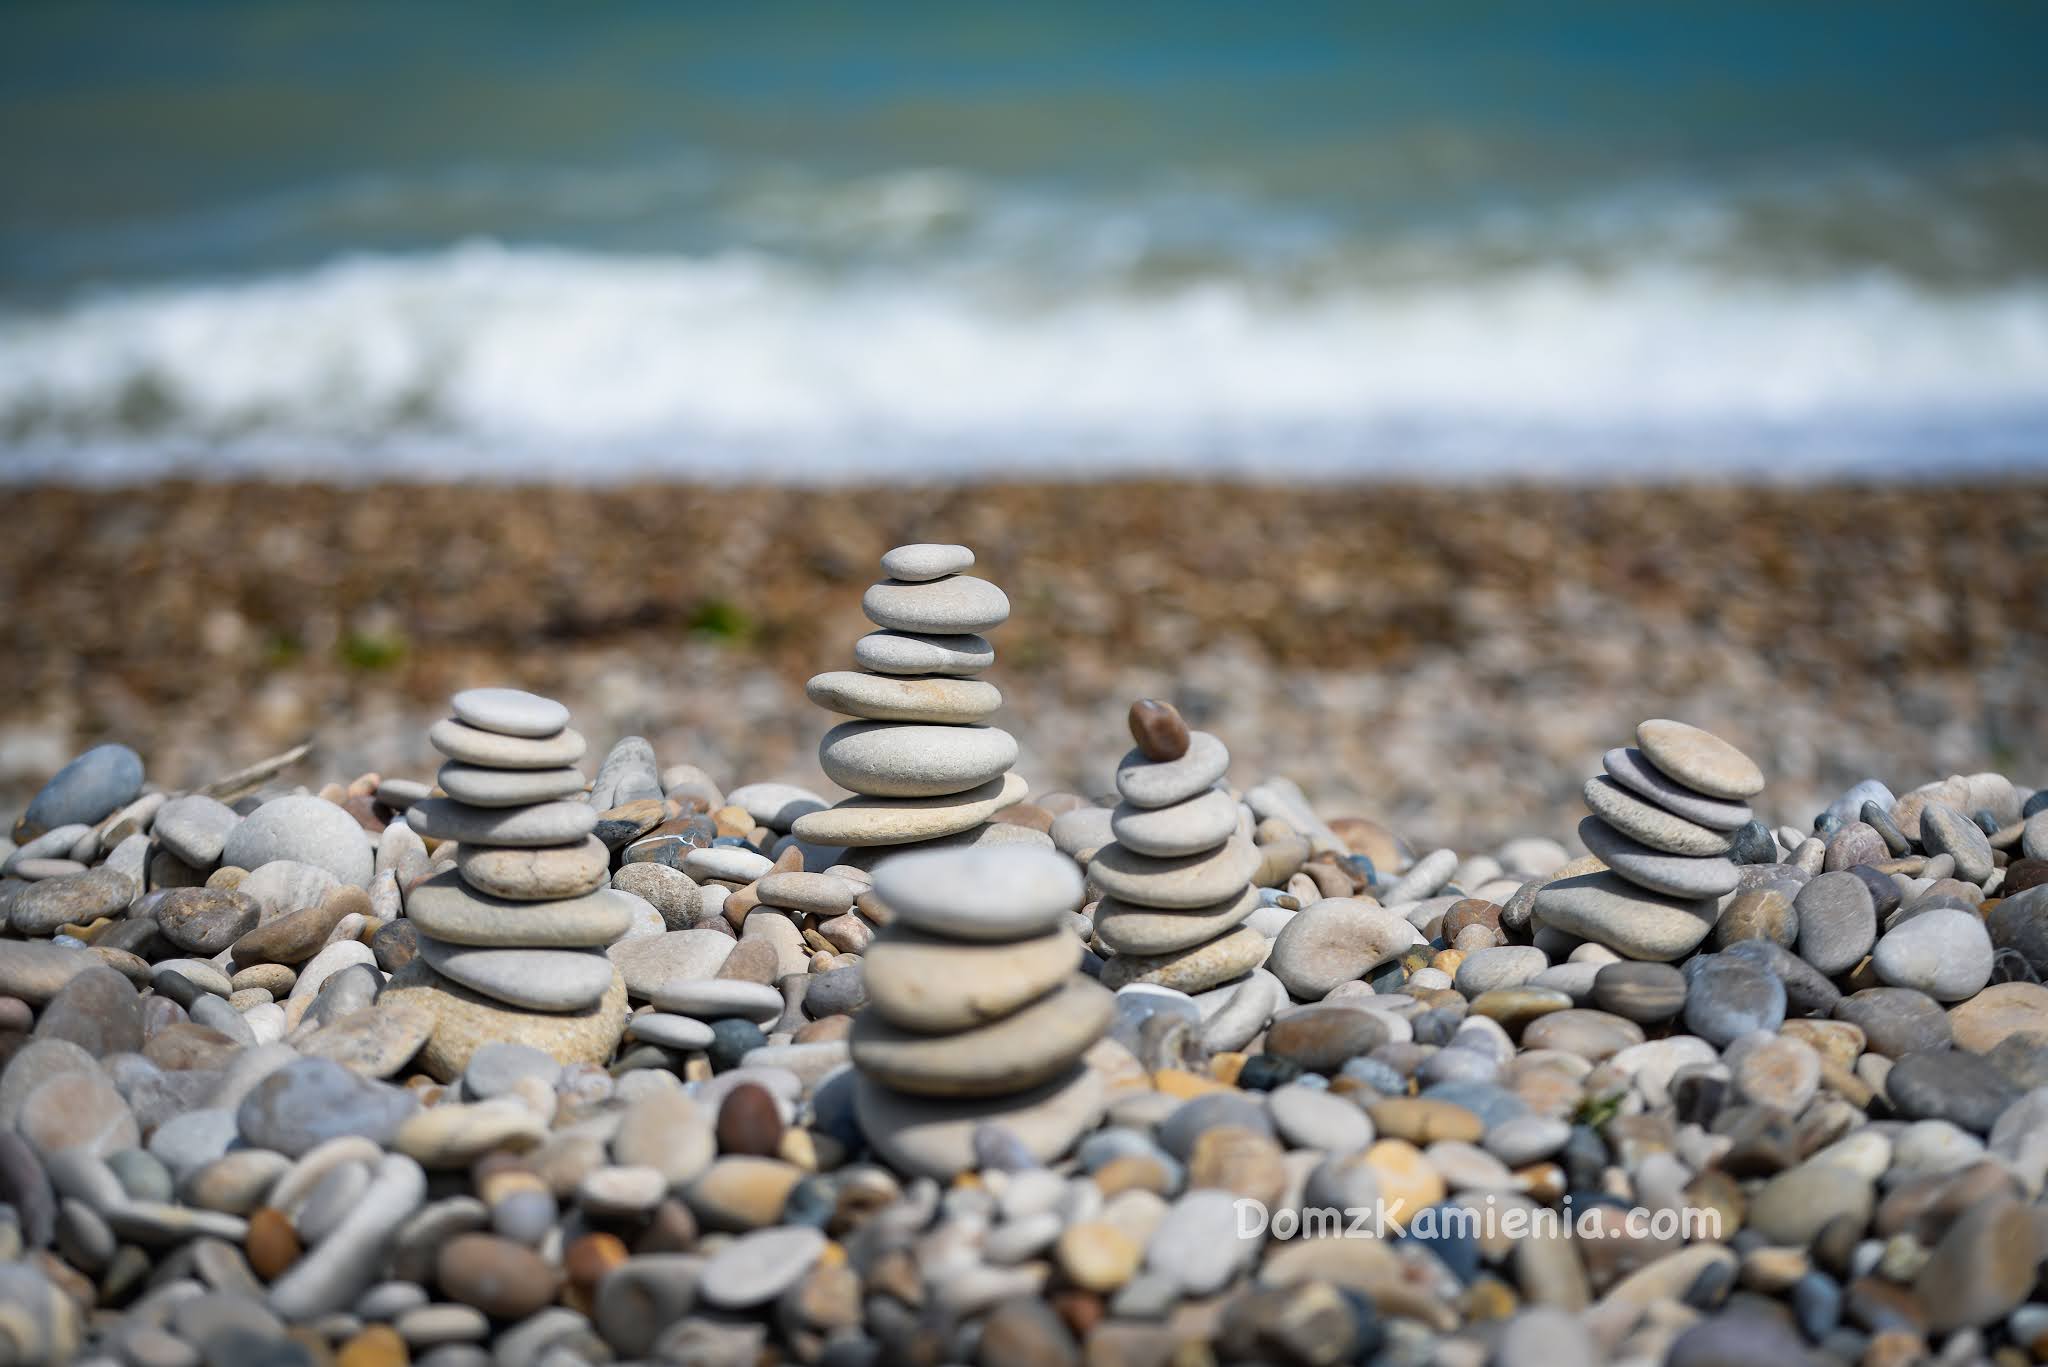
[650,979,783,1023]
[626,1013,716,1051]
[449,688,569,739]
[455,836,610,902]
[1835,986,1952,1057]
[1887,1050,2019,1133]
[1578,817,1739,899]
[1602,747,1753,831]
[1582,777,1734,857]
[1682,956,1786,1047]
[1517,1008,1645,1062]
[1532,871,1720,961]
[1114,733,1230,810]
[861,576,1010,635]
[1110,788,1238,859]
[1590,961,1687,1023]
[819,722,1018,799]
[682,846,774,883]
[878,544,974,582]
[1793,872,1877,975]
[1920,803,1995,884]
[754,872,856,916]
[1823,821,1889,872]
[606,928,738,997]
[221,795,375,886]
[405,870,633,948]
[851,977,1111,1098]
[9,868,136,936]
[155,887,260,956]
[698,1225,825,1308]
[415,938,616,1012]
[1099,924,1271,995]
[153,794,242,867]
[1089,838,1260,911]
[427,720,587,770]
[863,925,1081,1033]
[1264,898,1419,999]
[1712,884,1798,950]
[791,773,1027,848]
[20,743,144,839]
[1636,719,1765,799]
[434,764,585,809]
[851,630,994,678]
[870,845,1082,941]
[804,671,1000,724]
[1871,906,1994,1002]
[404,799,597,848]
[1093,885,1261,956]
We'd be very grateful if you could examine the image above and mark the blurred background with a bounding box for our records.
[2,2,2044,845]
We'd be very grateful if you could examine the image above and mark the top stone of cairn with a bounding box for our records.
[879,543,975,582]
[450,687,571,739]
[1636,719,1765,800]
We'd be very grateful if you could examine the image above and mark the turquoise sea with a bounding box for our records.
[4,2,2046,481]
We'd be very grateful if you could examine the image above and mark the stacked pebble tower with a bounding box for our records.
[793,543,1026,860]
[1536,717,1766,961]
[1090,700,1267,994]
[388,687,634,1079]
[850,844,1110,1178]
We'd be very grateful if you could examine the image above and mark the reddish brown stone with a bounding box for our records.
[715,1082,784,1157]
[247,1207,302,1281]
[1127,699,1190,762]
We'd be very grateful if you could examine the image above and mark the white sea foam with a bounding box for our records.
[2,239,2045,483]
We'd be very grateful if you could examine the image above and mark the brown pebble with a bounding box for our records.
[246,1206,302,1281]
[435,1233,560,1319]
[1050,1287,1104,1339]
[1127,699,1190,762]
[722,882,762,927]
[716,1082,785,1157]
[336,1325,407,1367]
[1442,899,1503,940]
[564,1231,628,1287]
[635,1199,698,1254]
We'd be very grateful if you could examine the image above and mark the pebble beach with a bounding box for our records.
[2,528,2047,1367]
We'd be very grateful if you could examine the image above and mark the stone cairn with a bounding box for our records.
[386,687,632,1079]
[850,843,1110,1179]
[792,543,1025,864]
[1089,700,1267,994]
[1535,717,1766,962]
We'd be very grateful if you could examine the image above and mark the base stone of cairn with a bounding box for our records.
[1535,718,1767,963]
[383,687,634,1079]
[851,845,1109,1178]
[1091,701,1268,995]
[793,544,1031,866]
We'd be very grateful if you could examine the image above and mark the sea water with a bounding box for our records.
[3,2,2045,482]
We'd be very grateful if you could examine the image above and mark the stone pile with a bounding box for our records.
[14,680,2048,1364]
[851,844,1109,1177]
[1535,718,1767,962]
[793,544,1026,863]
[1088,700,1267,995]
[386,688,632,1078]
